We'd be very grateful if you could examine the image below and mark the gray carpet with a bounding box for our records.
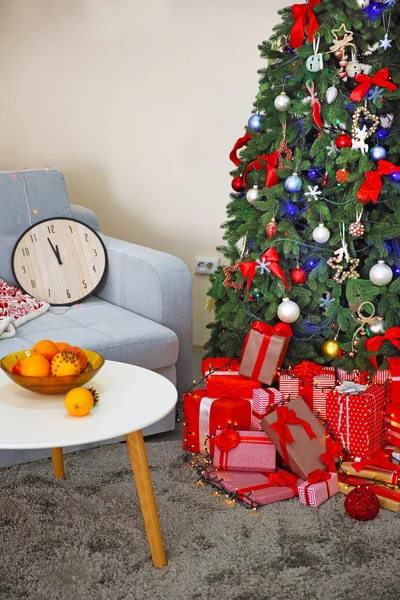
[0,440,398,600]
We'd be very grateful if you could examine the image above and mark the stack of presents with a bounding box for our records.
[183,322,400,513]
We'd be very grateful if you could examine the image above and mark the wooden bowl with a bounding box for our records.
[0,349,105,395]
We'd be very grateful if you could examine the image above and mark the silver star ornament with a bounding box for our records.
[305,185,322,202]
[380,34,392,51]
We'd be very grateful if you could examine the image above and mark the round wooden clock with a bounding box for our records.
[12,217,108,306]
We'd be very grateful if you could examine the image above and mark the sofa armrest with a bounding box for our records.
[70,204,101,231]
[96,234,193,395]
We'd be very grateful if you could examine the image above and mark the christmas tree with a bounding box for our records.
[205,0,400,374]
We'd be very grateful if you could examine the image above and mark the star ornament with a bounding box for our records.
[380,34,392,51]
[305,185,322,202]
[326,141,339,158]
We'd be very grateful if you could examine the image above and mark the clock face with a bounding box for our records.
[12,217,107,306]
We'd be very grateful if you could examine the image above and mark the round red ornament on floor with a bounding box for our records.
[344,487,380,521]
[290,268,307,285]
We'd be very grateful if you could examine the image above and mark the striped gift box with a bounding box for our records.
[298,472,339,507]
[251,388,283,431]
[373,369,389,385]
[279,367,335,418]
[337,369,388,386]
[278,374,302,401]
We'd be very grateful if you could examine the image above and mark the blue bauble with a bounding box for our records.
[390,172,400,183]
[308,167,319,181]
[370,146,387,162]
[377,128,389,141]
[248,114,263,133]
[285,174,303,193]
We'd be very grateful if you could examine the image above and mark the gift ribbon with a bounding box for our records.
[241,152,279,189]
[240,248,289,300]
[357,160,400,204]
[365,326,400,369]
[306,81,322,130]
[320,437,343,472]
[292,360,323,383]
[290,0,320,49]
[350,68,397,103]
[270,405,317,467]
[215,432,273,470]
[237,471,299,498]
[199,396,215,455]
[336,381,367,395]
[351,450,400,480]
[303,469,331,506]
[229,132,252,167]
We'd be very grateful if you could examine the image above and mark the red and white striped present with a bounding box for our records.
[279,362,335,418]
[298,471,339,507]
[251,388,283,431]
[336,369,367,385]
[373,369,389,385]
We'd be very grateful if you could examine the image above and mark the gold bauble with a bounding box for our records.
[321,339,341,359]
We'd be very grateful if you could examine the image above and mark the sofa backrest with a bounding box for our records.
[0,168,72,284]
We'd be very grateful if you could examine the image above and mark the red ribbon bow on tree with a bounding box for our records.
[240,248,289,300]
[214,428,240,453]
[357,160,400,204]
[270,405,317,466]
[320,438,343,472]
[307,469,332,484]
[350,68,397,103]
[292,360,323,382]
[242,152,279,189]
[365,327,400,369]
[306,81,322,130]
[290,0,320,49]
[229,133,253,167]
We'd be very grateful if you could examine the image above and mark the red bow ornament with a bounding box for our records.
[270,405,317,466]
[251,320,293,339]
[365,326,400,369]
[306,81,322,130]
[357,160,400,204]
[229,133,252,167]
[290,0,320,49]
[320,438,343,472]
[269,470,299,492]
[292,360,323,383]
[242,152,279,189]
[240,248,289,300]
[350,68,397,103]
[215,428,240,453]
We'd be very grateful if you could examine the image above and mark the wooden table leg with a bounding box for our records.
[125,430,167,568]
[52,447,65,479]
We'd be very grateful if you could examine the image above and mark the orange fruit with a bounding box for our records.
[69,346,88,371]
[12,359,23,375]
[55,342,71,353]
[64,387,95,417]
[20,355,51,377]
[51,352,81,377]
[32,340,59,362]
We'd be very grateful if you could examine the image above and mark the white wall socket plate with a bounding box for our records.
[195,257,220,275]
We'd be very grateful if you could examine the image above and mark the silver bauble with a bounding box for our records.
[326,86,338,104]
[274,92,291,112]
[246,185,261,205]
[370,146,388,162]
[277,298,300,324]
[312,223,331,244]
[369,260,393,287]
[355,0,370,8]
[366,317,387,338]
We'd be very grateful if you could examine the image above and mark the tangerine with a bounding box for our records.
[64,387,95,417]
[51,351,81,377]
[12,359,23,375]
[69,346,88,371]
[20,355,51,377]
[32,340,59,362]
[55,342,71,353]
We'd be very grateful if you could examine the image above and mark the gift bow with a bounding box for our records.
[242,152,279,189]
[357,160,400,204]
[292,360,323,382]
[229,132,252,167]
[336,381,368,395]
[240,248,289,300]
[365,326,400,369]
[352,450,400,475]
[251,320,293,339]
[290,0,320,49]
[307,469,331,484]
[350,68,397,103]
[215,428,240,453]
[237,470,298,498]
[320,438,343,472]
[270,405,316,467]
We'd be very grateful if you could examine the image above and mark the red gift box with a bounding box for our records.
[251,388,283,431]
[326,384,386,459]
[388,358,400,403]
[201,357,241,377]
[298,470,339,507]
[213,429,276,472]
[279,361,335,418]
[239,321,292,385]
[206,372,261,399]
[183,389,251,456]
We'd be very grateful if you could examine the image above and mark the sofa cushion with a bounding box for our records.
[0,297,179,370]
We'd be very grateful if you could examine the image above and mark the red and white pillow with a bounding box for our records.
[0,279,49,339]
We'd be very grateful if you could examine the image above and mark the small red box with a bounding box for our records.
[201,357,240,376]
[213,429,276,472]
[206,373,261,399]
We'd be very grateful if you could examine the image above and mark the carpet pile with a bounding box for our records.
[0,440,398,600]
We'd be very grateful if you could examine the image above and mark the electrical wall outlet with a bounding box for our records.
[195,257,220,275]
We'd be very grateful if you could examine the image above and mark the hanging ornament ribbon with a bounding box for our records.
[290,0,320,49]
[350,68,397,103]
[365,326,400,369]
[242,152,279,189]
[229,132,253,167]
[270,405,317,467]
[320,438,343,472]
[357,159,400,204]
[305,80,323,130]
[240,248,289,299]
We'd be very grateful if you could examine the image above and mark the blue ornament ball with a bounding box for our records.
[390,172,400,183]
[285,173,303,193]
[377,128,389,142]
[248,114,263,133]
[308,167,319,181]
[370,146,387,162]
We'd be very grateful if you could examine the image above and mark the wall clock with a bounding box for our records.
[12,217,108,306]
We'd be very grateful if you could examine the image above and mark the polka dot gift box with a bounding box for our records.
[326,383,386,460]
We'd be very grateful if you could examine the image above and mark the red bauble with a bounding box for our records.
[231,176,244,192]
[344,487,380,522]
[335,134,352,149]
[290,268,307,285]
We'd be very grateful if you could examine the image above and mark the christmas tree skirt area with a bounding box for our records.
[0,441,398,600]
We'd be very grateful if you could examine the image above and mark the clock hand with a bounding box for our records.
[47,237,63,265]
[55,244,62,265]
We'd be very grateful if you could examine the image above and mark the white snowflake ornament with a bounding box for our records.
[305,185,322,202]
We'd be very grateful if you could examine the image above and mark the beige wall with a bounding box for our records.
[0,0,289,345]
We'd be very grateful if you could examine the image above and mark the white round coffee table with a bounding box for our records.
[0,360,177,568]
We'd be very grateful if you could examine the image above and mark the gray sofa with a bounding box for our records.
[0,168,192,467]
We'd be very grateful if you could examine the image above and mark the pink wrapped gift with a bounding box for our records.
[252,388,283,431]
[213,429,276,472]
[203,469,303,508]
[279,361,335,418]
[298,470,339,507]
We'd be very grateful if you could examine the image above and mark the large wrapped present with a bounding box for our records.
[326,383,386,459]
[239,321,292,385]
[383,403,400,447]
[388,358,400,403]
[261,397,327,480]
[340,462,399,486]
[213,429,276,472]
[183,389,251,456]
[203,469,303,509]
[206,372,261,399]
[338,474,400,513]
[298,470,339,507]
[202,357,241,377]
[251,388,283,431]
[279,361,335,418]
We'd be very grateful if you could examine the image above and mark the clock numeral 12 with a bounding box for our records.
[47,225,55,234]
